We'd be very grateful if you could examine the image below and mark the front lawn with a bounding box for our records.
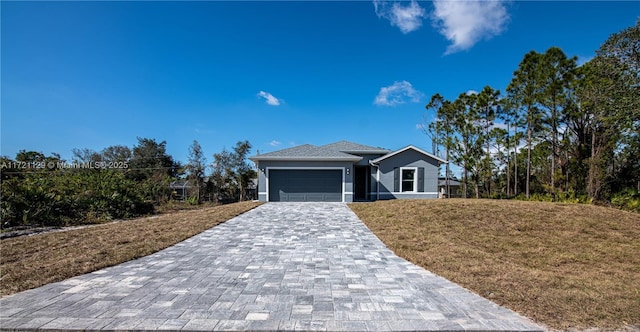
[350,199,640,330]
[0,201,261,296]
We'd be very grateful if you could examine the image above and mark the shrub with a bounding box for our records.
[611,189,640,213]
[0,170,154,229]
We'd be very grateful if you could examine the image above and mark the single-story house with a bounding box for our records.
[249,141,447,202]
[438,177,463,198]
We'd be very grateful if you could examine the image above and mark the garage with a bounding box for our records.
[268,169,343,202]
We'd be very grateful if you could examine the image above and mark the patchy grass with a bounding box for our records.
[349,199,640,330]
[0,201,261,296]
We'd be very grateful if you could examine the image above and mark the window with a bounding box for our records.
[401,168,417,192]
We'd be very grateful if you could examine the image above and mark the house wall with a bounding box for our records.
[375,149,440,199]
[254,160,354,202]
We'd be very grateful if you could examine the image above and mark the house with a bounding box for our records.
[249,141,447,202]
[438,176,463,198]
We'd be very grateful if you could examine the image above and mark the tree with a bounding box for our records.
[450,93,484,198]
[72,148,102,164]
[574,56,637,199]
[101,145,132,163]
[232,141,256,201]
[15,150,46,163]
[425,93,456,197]
[597,19,640,194]
[128,137,180,204]
[498,97,524,197]
[186,140,207,203]
[129,137,179,180]
[538,47,577,195]
[211,141,256,202]
[507,51,545,198]
[476,86,501,197]
[492,127,510,196]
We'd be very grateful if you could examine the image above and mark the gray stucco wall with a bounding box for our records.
[254,160,354,202]
[375,149,440,199]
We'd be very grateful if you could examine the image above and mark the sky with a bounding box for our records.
[2,1,638,175]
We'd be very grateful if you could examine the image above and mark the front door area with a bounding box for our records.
[354,166,371,201]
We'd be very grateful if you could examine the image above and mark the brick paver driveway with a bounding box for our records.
[0,203,542,331]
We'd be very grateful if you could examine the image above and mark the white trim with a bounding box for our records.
[376,166,380,201]
[371,145,447,164]
[399,167,418,193]
[265,167,346,202]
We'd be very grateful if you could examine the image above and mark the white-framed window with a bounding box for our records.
[400,167,417,192]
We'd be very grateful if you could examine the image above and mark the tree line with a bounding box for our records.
[424,21,639,207]
[1,138,256,229]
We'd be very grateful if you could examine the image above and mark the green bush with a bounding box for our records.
[514,190,592,204]
[611,189,640,213]
[1,170,154,229]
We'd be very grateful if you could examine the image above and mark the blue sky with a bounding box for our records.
[2,1,638,173]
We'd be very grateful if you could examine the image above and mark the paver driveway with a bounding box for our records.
[0,203,542,331]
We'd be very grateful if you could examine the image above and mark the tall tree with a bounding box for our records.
[101,145,132,163]
[492,127,510,196]
[598,19,640,194]
[128,137,180,204]
[450,93,483,198]
[425,93,456,197]
[186,140,207,203]
[574,55,638,199]
[498,97,524,196]
[211,141,256,202]
[72,148,102,164]
[232,141,256,201]
[507,51,545,198]
[539,47,577,195]
[129,137,179,180]
[476,86,501,197]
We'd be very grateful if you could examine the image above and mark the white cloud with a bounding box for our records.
[257,91,281,106]
[373,0,426,34]
[431,0,510,55]
[374,80,424,107]
[269,140,281,147]
[466,89,478,95]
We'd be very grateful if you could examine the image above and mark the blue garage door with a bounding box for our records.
[269,169,342,202]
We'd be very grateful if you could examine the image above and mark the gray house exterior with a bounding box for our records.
[250,141,447,203]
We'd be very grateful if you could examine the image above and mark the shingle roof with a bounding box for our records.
[249,141,391,161]
[319,141,390,154]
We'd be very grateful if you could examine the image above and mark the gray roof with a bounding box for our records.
[439,179,462,186]
[250,141,369,161]
[319,141,390,154]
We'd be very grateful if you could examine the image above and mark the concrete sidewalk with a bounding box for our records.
[0,203,543,331]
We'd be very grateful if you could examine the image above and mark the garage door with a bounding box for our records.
[269,169,342,202]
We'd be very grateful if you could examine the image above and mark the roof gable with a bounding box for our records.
[371,145,447,164]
